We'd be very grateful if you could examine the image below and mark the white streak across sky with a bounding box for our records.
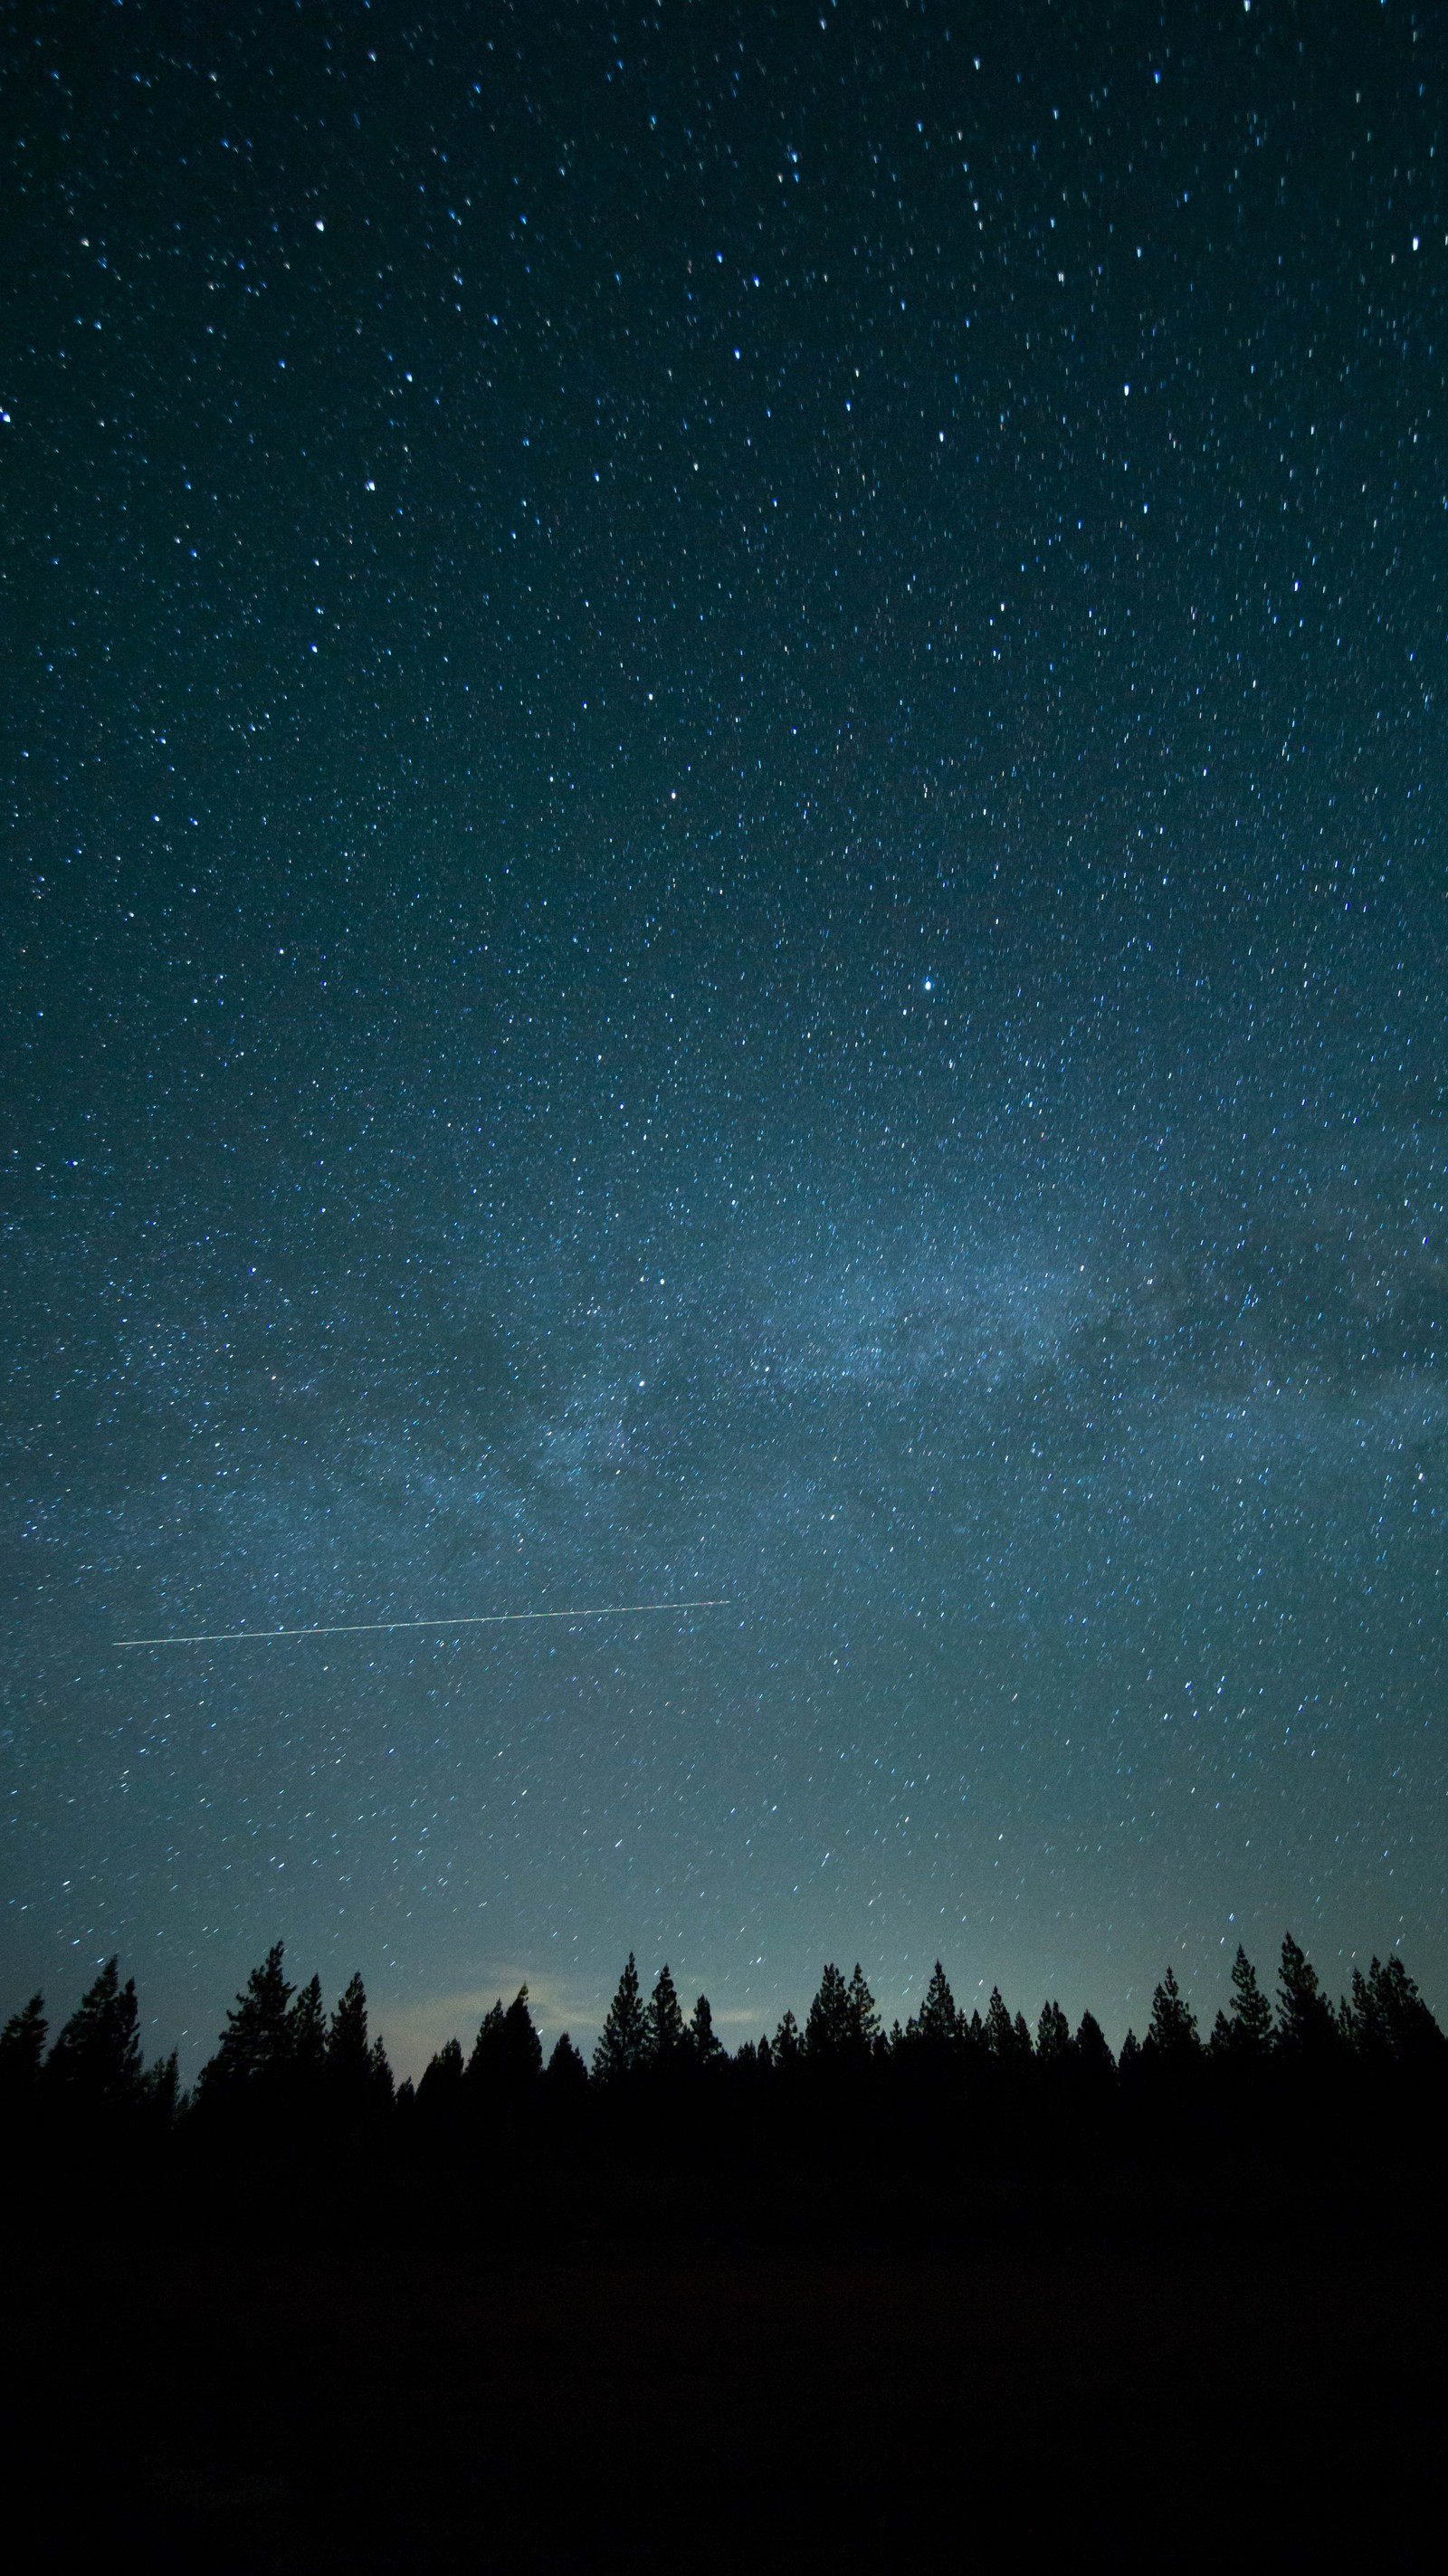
[114,1599,732,1649]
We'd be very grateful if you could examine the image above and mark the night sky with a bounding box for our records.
[6,0,1446,2077]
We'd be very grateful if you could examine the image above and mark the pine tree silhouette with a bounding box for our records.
[499,1988,543,2089]
[467,1999,508,2091]
[37,1966,177,2127]
[1276,1933,1339,2059]
[644,1964,687,2069]
[47,1959,144,2110]
[141,2051,182,2123]
[848,1965,882,2058]
[984,1987,1019,2059]
[544,2032,589,2096]
[328,1972,375,2104]
[772,2009,803,2072]
[0,1994,47,2096]
[805,1963,853,2060]
[1219,1946,1272,2056]
[1146,1965,1200,2060]
[1341,1967,1375,2056]
[1345,1954,1447,2065]
[30,1917,1439,2167]
[290,1973,329,2082]
[199,1942,295,2098]
[1036,1999,1072,2064]
[463,1989,542,2107]
[689,1994,723,2067]
[916,1961,961,2054]
[594,1954,648,2082]
[417,2035,465,2113]
[1072,2011,1115,2075]
[803,1962,881,2066]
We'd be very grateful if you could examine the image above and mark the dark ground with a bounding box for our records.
[8,2132,1446,2571]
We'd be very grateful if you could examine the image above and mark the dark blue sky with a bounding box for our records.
[5,0,1445,2075]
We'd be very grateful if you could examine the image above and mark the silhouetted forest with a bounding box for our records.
[5,1932,1443,2160]
[7,1933,1448,2570]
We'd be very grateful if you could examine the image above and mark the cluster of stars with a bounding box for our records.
[5,1,1444,2073]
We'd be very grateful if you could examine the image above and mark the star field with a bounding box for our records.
[5,0,1446,2073]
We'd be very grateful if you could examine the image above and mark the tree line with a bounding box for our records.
[2,1932,1443,2135]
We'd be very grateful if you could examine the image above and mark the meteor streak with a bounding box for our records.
[113,1598,730,1648]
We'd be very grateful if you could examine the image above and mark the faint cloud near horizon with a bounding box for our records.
[378,1972,765,2081]
[378,1970,603,2083]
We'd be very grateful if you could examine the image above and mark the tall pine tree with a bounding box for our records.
[544,2031,590,2096]
[916,1961,961,2053]
[0,1995,47,2097]
[417,2035,466,2113]
[805,1963,853,2060]
[1146,1965,1200,2061]
[1036,1999,1072,2065]
[848,1965,881,2059]
[199,1943,295,2098]
[1345,1954,1446,2065]
[290,1973,330,2082]
[1276,1933,1339,2058]
[48,1959,143,2109]
[328,1972,375,2104]
[467,1999,508,2090]
[499,1988,543,2089]
[772,2009,803,2072]
[689,1994,724,2067]
[467,1991,541,2095]
[1218,1947,1273,2057]
[593,1954,648,2082]
[1072,2011,1115,2076]
[644,1964,688,2069]
[984,1987,1019,2059]
[141,2051,182,2124]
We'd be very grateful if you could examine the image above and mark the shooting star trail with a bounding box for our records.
[113,1598,731,1648]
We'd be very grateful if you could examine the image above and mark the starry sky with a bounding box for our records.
[5,0,1446,2075]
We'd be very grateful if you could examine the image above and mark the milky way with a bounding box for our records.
[5,1,1445,2072]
